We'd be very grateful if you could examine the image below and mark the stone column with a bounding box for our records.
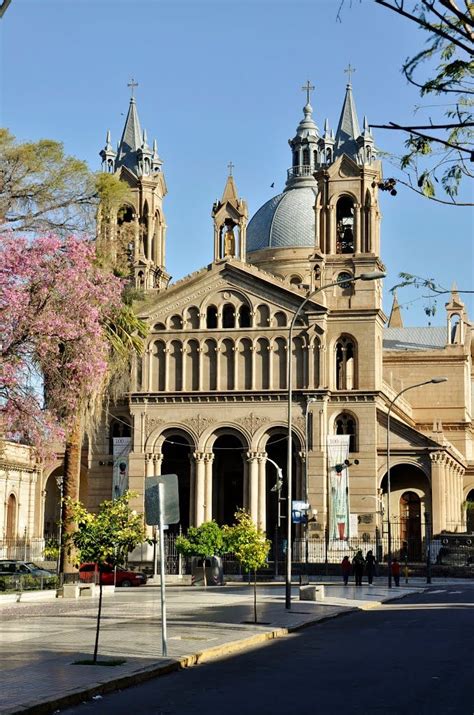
[430,452,446,534]
[153,453,163,477]
[328,205,335,254]
[258,452,267,532]
[247,452,259,524]
[204,453,214,522]
[354,203,361,253]
[189,454,196,527]
[145,453,155,477]
[194,452,206,526]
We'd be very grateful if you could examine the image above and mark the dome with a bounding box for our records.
[246,186,317,253]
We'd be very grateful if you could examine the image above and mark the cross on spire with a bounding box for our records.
[227,161,234,177]
[127,77,139,98]
[344,64,356,85]
[301,80,315,104]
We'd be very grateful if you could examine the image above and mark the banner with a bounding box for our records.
[327,435,350,541]
[112,437,131,498]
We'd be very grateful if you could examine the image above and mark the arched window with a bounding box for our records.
[186,340,200,391]
[335,336,356,390]
[289,275,301,287]
[238,304,251,328]
[293,151,299,168]
[222,304,235,329]
[274,311,287,327]
[313,150,318,168]
[202,339,217,390]
[152,340,166,391]
[256,304,270,328]
[169,314,182,330]
[302,148,310,166]
[154,322,166,331]
[292,336,306,389]
[221,338,235,390]
[186,306,200,329]
[326,147,332,163]
[6,494,17,539]
[170,340,183,391]
[336,196,355,254]
[273,337,286,389]
[206,305,218,329]
[109,418,131,455]
[238,338,252,390]
[255,338,270,390]
[449,314,462,344]
[335,413,357,452]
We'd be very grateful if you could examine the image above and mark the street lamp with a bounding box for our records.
[286,269,386,609]
[385,377,448,588]
[304,397,318,569]
[55,475,64,577]
[268,457,284,578]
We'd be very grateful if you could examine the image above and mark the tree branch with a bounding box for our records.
[371,121,473,153]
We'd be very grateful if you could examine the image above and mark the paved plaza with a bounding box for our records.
[0,579,427,714]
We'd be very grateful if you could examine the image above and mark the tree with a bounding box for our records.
[390,271,474,319]
[338,0,473,204]
[0,129,132,235]
[64,492,146,664]
[176,521,225,588]
[223,510,271,624]
[0,233,123,463]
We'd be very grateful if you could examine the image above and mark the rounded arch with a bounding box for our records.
[211,430,247,526]
[332,410,358,452]
[255,337,270,390]
[5,493,17,539]
[185,338,200,391]
[186,305,200,329]
[108,415,132,455]
[153,322,166,331]
[205,305,218,330]
[169,340,183,391]
[220,337,235,390]
[237,337,252,390]
[334,333,358,390]
[168,314,183,330]
[273,311,287,327]
[238,304,252,328]
[335,194,355,254]
[289,274,302,287]
[202,338,217,390]
[222,303,236,329]
[256,304,270,327]
[43,467,63,538]
[151,339,166,391]
[160,429,195,533]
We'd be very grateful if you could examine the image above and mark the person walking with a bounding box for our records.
[365,550,376,585]
[391,558,401,586]
[352,550,365,586]
[341,555,351,585]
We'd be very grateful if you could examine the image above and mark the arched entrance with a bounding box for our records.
[264,430,300,549]
[381,463,429,561]
[43,469,63,537]
[212,434,245,525]
[400,491,422,561]
[160,432,193,533]
[466,489,474,533]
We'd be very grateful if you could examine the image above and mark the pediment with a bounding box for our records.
[325,154,361,179]
[377,409,440,450]
[140,258,326,323]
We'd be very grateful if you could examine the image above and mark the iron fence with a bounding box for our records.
[0,538,46,561]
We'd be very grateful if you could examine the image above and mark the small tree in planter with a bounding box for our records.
[64,492,146,664]
[176,521,224,588]
[223,510,271,624]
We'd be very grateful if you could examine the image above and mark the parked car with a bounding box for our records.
[0,560,55,578]
[79,563,147,587]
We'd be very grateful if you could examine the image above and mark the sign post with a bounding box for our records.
[145,474,180,658]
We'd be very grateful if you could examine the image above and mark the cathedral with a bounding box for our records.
[36,80,474,563]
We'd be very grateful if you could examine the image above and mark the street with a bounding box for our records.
[60,585,474,715]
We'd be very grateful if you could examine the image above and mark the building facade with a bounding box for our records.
[42,81,474,560]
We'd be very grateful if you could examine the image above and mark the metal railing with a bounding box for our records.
[0,537,46,561]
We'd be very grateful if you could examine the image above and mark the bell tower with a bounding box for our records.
[98,81,169,291]
[212,164,248,262]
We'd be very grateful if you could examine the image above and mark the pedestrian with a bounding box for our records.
[391,558,401,586]
[352,550,365,586]
[341,555,351,585]
[365,550,376,585]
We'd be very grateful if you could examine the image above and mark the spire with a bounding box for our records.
[286,82,320,190]
[335,81,361,159]
[99,129,117,173]
[388,291,404,328]
[116,96,143,174]
[212,170,248,262]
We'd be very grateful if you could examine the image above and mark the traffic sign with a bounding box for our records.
[145,474,180,525]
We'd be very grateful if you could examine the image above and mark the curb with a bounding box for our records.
[4,591,415,715]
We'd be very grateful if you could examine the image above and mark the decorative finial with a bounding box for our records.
[227,160,235,177]
[344,63,355,85]
[127,77,139,98]
[301,80,315,105]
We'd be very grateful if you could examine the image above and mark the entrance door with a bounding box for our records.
[400,491,422,561]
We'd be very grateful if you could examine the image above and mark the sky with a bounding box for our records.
[1,0,472,325]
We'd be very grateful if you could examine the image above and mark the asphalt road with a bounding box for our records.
[61,585,474,715]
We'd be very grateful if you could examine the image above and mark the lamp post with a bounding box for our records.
[385,377,447,588]
[268,457,284,578]
[55,475,64,577]
[362,494,384,563]
[285,270,386,609]
[304,397,318,570]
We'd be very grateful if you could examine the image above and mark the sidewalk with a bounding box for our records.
[1,581,424,715]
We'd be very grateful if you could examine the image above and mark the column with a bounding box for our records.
[153,453,163,476]
[194,452,206,526]
[328,205,335,254]
[145,453,155,477]
[247,452,259,524]
[188,454,196,527]
[430,452,446,534]
[258,453,267,533]
[354,203,361,253]
[204,453,214,522]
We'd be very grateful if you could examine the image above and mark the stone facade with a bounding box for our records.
[50,84,474,558]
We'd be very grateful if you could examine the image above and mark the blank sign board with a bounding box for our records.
[145,474,180,526]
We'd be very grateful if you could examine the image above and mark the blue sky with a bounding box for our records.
[1,0,472,325]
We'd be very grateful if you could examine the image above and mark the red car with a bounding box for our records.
[79,563,147,587]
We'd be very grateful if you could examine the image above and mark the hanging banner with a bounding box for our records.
[112,437,131,498]
[327,435,351,541]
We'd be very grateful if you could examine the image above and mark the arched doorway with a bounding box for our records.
[465,489,474,533]
[43,470,63,538]
[6,494,17,539]
[264,430,300,553]
[400,491,422,561]
[160,433,192,534]
[212,434,245,525]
